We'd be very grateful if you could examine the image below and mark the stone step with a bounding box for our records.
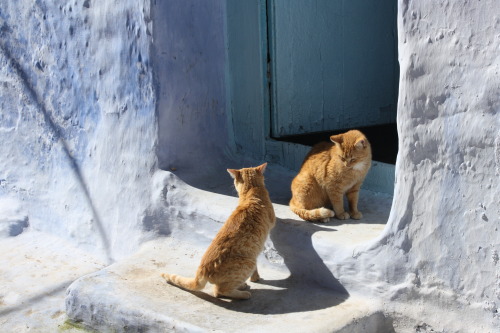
[66,171,394,332]
[66,238,394,333]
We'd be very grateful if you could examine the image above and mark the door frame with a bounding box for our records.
[225,0,270,158]
[225,0,395,194]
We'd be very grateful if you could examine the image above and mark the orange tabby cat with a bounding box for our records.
[162,163,275,299]
[289,130,372,222]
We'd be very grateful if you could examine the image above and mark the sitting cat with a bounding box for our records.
[289,130,372,222]
[162,163,275,300]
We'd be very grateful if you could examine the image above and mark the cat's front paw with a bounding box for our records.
[350,211,363,220]
[240,291,252,299]
[336,212,350,220]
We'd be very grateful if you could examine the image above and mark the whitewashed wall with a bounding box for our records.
[0,0,498,329]
[0,1,156,261]
[333,0,499,329]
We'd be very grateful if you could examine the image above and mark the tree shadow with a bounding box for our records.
[0,42,113,263]
[182,218,349,315]
[0,280,73,317]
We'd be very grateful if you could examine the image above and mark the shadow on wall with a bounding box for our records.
[153,0,230,174]
[169,159,297,207]
[0,42,113,264]
[179,218,349,315]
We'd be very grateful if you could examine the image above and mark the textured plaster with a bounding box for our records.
[328,1,500,331]
[0,1,156,261]
[0,0,498,332]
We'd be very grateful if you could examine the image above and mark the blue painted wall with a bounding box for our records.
[0,1,157,259]
[152,0,395,194]
[153,0,231,174]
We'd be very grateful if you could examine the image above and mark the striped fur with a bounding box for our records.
[289,130,372,222]
[162,163,275,300]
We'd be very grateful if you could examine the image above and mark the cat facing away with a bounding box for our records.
[162,163,276,300]
[289,130,372,222]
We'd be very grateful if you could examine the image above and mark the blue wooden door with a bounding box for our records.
[268,0,398,137]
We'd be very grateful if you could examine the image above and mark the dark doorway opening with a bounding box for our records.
[275,123,398,165]
[266,0,399,166]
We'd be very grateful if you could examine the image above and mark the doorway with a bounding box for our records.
[226,0,398,194]
[266,0,398,163]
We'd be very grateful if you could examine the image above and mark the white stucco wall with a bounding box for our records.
[0,0,498,330]
[332,0,499,330]
[0,1,156,261]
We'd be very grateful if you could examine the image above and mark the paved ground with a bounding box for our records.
[0,232,105,332]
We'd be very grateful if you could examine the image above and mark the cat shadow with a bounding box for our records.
[187,218,349,315]
[266,218,348,293]
[327,218,371,226]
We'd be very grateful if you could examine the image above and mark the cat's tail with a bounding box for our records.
[289,203,335,222]
[162,270,208,291]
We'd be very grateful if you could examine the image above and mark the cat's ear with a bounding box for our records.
[330,134,343,146]
[256,162,267,174]
[227,169,239,179]
[355,138,368,149]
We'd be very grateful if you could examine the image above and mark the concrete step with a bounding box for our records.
[66,238,393,333]
[66,171,394,332]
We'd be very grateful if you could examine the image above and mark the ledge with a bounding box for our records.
[66,169,394,332]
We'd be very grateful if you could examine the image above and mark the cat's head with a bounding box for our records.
[227,163,267,193]
[330,130,372,168]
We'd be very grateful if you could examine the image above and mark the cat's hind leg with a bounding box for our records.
[214,282,251,300]
[238,266,260,290]
[212,258,256,299]
[290,177,334,222]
